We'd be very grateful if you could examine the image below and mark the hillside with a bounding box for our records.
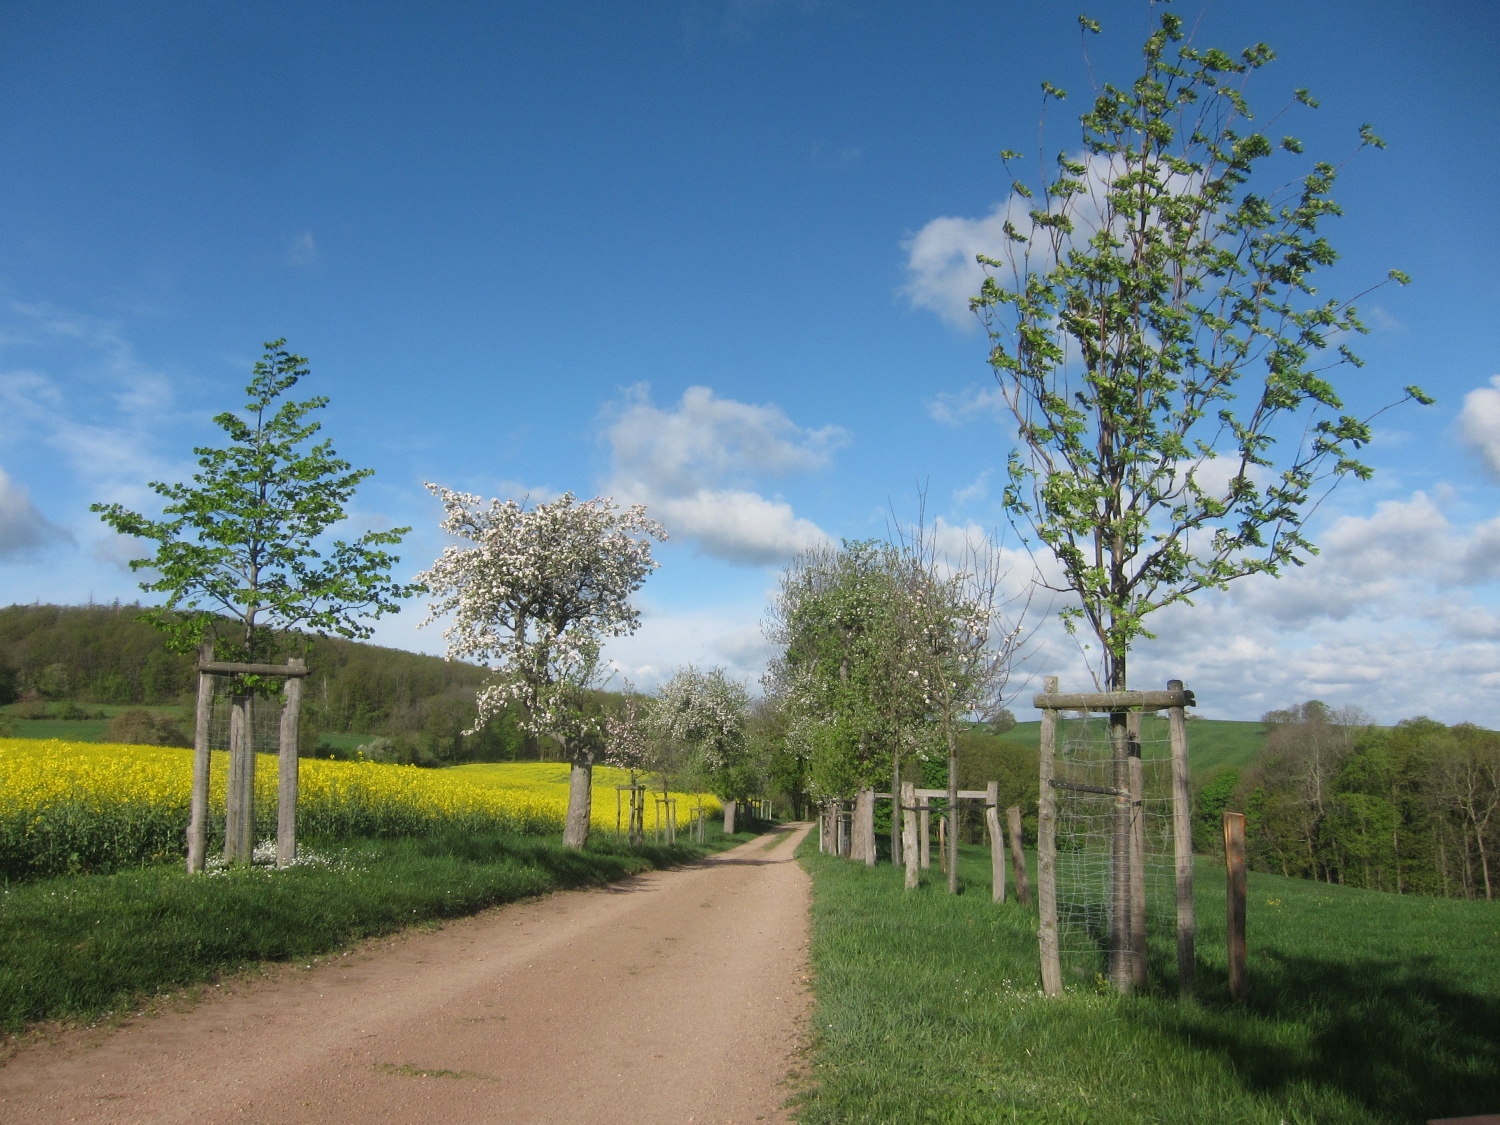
[0,603,530,763]
[991,716,1266,778]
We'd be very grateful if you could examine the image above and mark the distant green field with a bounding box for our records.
[0,702,189,744]
[997,716,1265,778]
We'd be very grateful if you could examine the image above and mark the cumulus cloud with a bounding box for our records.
[904,151,1196,327]
[903,198,1029,328]
[927,384,1008,425]
[1458,374,1500,477]
[1012,489,1500,725]
[0,467,67,557]
[604,384,842,566]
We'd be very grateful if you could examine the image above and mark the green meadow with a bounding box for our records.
[795,838,1500,1124]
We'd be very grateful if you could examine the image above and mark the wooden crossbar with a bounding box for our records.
[871,789,994,802]
[1032,688,1194,711]
[198,660,311,678]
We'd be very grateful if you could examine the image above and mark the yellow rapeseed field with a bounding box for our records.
[0,738,719,880]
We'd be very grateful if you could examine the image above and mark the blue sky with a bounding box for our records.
[1,0,1497,723]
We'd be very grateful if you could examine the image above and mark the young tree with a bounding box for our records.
[420,487,666,848]
[653,664,753,807]
[92,340,418,662]
[971,13,1431,694]
[895,529,1028,891]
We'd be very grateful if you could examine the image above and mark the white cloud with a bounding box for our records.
[952,470,989,506]
[649,489,826,567]
[902,198,1030,328]
[927,384,1007,425]
[1458,374,1500,477]
[1011,489,1500,725]
[603,601,773,692]
[604,384,842,566]
[0,467,67,557]
[285,232,318,268]
[904,151,1197,328]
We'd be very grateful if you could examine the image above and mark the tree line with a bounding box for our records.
[1204,701,1500,900]
[0,602,535,763]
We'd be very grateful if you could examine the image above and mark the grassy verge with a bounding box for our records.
[795,837,1500,1124]
[0,823,762,1031]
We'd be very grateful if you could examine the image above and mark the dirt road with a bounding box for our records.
[0,824,813,1124]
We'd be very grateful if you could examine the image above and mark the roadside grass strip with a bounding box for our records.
[0,738,718,880]
[0,825,760,1031]
[795,838,1500,1124]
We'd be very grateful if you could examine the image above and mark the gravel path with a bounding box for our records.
[0,824,813,1124]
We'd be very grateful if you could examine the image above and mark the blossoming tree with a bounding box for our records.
[420,488,666,847]
[653,665,753,825]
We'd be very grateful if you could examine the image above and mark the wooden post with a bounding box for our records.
[1167,680,1195,1000]
[947,737,959,895]
[938,814,948,875]
[856,787,876,867]
[723,798,736,836]
[186,643,214,874]
[986,781,1005,904]
[891,758,902,868]
[902,782,919,890]
[919,797,931,869]
[1109,708,1130,993]
[1006,806,1031,906]
[276,659,304,868]
[225,695,253,863]
[1224,810,1248,1002]
[1038,675,1062,997]
[1127,710,1147,991]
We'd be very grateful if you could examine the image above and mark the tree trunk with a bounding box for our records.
[562,741,592,849]
[723,799,737,836]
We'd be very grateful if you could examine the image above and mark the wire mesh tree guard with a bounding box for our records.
[1035,676,1195,998]
[186,643,309,873]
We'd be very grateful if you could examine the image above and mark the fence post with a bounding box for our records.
[1168,679,1195,1000]
[902,781,919,890]
[1127,710,1147,991]
[986,780,1005,903]
[919,797,931,869]
[1224,810,1248,1002]
[186,642,214,874]
[1006,806,1031,906]
[225,695,254,864]
[1038,675,1062,997]
[276,659,304,868]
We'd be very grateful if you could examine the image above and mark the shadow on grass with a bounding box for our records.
[0,828,746,1031]
[1143,953,1500,1122]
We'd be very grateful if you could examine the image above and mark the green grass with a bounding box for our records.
[0,823,764,1031]
[996,717,1266,777]
[0,703,190,745]
[795,838,1500,1124]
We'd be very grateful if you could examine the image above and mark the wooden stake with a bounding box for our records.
[186,643,214,874]
[1038,675,1062,997]
[919,798,931,870]
[225,695,253,863]
[891,758,903,868]
[1110,709,1131,993]
[938,814,948,875]
[902,782,919,890]
[1007,806,1031,907]
[1224,810,1247,1002]
[276,660,304,868]
[1127,710,1147,991]
[1167,679,1195,1000]
[986,781,1005,904]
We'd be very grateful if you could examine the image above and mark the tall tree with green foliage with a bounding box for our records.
[973,12,1431,692]
[92,340,419,664]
